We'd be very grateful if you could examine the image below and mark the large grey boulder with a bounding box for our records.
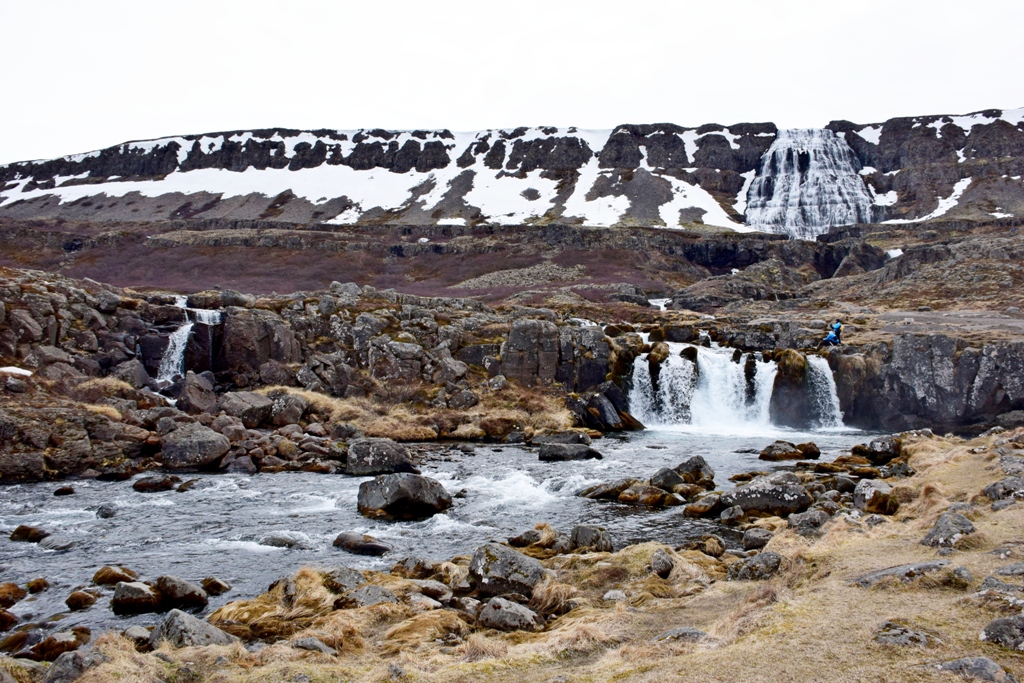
[334,584,398,609]
[921,512,976,547]
[112,359,150,389]
[177,371,218,415]
[982,614,1024,650]
[111,581,161,614]
[728,552,783,581]
[854,479,897,514]
[469,543,545,598]
[155,576,209,610]
[570,525,613,552]
[673,456,716,488]
[149,609,239,648]
[321,566,366,593]
[346,438,414,475]
[939,657,1019,683]
[850,561,949,587]
[788,509,832,537]
[478,597,544,632]
[218,391,273,428]
[720,472,812,516]
[160,423,230,468]
[42,647,109,683]
[357,473,452,520]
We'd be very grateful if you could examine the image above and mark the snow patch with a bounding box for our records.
[856,126,882,145]
[884,178,972,224]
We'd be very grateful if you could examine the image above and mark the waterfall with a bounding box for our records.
[745,129,874,239]
[629,340,845,432]
[156,296,222,384]
[630,341,777,430]
[806,355,844,428]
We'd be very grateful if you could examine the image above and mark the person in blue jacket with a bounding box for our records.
[817,319,843,349]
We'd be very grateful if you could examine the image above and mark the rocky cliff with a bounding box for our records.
[1,107,1022,235]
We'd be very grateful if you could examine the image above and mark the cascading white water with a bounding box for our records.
[629,340,845,432]
[156,296,222,383]
[745,129,874,239]
[630,340,777,430]
[806,355,844,428]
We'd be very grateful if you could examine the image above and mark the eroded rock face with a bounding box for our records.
[769,350,812,429]
[469,543,545,598]
[500,319,559,385]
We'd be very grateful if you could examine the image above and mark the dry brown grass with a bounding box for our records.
[82,403,123,421]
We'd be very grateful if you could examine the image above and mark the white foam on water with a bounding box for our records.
[204,539,286,554]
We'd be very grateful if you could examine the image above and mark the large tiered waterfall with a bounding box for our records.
[156,296,222,383]
[744,129,874,239]
[629,341,843,432]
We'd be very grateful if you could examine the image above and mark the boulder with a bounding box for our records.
[618,483,674,506]
[939,657,1018,683]
[580,478,640,500]
[111,359,150,389]
[149,609,239,648]
[201,577,232,596]
[65,591,96,611]
[673,456,716,488]
[30,628,90,662]
[176,371,218,415]
[10,525,49,543]
[921,512,976,547]
[155,576,209,610]
[853,480,898,515]
[0,584,27,609]
[448,390,480,410]
[321,566,366,594]
[271,394,309,426]
[334,584,399,609]
[982,614,1024,651]
[478,597,543,632]
[852,437,902,466]
[357,473,452,520]
[759,440,804,461]
[538,443,602,461]
[218,392,273,428]
[40,647,109,683]
[728,551,783,581]
[345,438,414,475]
[39,535,74,551]
[569,525,613,552]
[333,531,392,556]
[873,621,934,647]
[651,548,674,578]
[788,509,832,537]
[684,494,722,518]
[160,423,230,469]
[650,467,686,491]
[133,475,177,493]
[111,582,161,615]
[93,566,137,586]
[720,472,812,516]
[742,528,773,550]
[850,561,949,587]
[532,431,592,446]
[292,636,337,656]
[469,543,546,598]
[259,531,313,550]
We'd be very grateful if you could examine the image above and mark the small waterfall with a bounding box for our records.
[806,355,844,428]
[630,341,777,430]
[745,129,874,239]
[156,296,222,384]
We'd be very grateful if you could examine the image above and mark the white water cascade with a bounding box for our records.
[629,340,845,432]
[156,296,222,384]
[745,129,874,239]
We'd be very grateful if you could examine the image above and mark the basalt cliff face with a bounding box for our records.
[1,107,1022,236]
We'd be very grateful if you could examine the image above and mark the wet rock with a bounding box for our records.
[684,493,722,518]
[0,584,27,609]
[30,628,91,662]
[569,525,613,552]
[111,582,161,615]
[65,591,97,611]
[469,543,545,598]
[93,566,137,586]
[742,528,773,550]
[39,535,74,551]
[292,636,337,656]
[0,610,16,632]
[27,578,48,593]
[538,443,602,461]
[200,577,231,596]
[853,479,898,515]
[177,372,218,415]
[651,549,674,578]
[149,609,239,648]
[333,584,399,609]
[333,531,392,556]
[788,509,832,537]
[796,442,821,459]
[478,597,543,632]
[649,625,707,646]
[160,423,230,469]
[10,525,49,543]
[674,456,716,488]
[720,472,812,516]
[850,561,949,587]
[53,486,75,496]
[357,473,452,520]
[874,620,935,646]
[650,467,686,491]
[259,531,313,550]
[132,475,177,493]
[728,552,783,580]
[533,431,592,446]
[759,440,804,461]
[322,566,366,594]
[122,625,151,650]
[769,349,813,429]
[155,576,208,610]
[580,478,640,500]
[921,512,976,547]
[618,483,674,507]
[852,437,903,466]
[345,438,414,475]
[939,657,1019,683]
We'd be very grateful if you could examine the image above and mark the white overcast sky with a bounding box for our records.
[1,0,1021,164]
